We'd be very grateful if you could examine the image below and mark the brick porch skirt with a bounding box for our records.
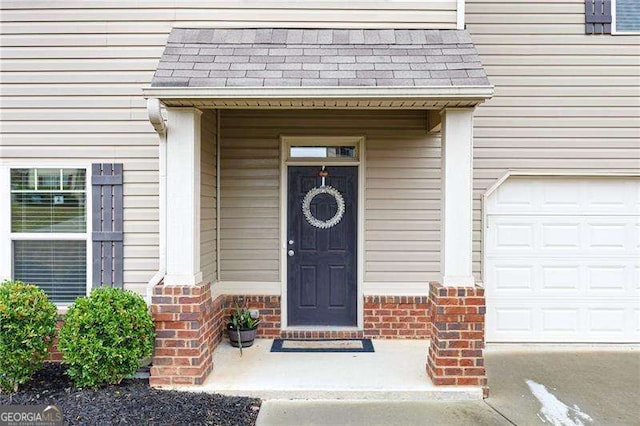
[148,282,486,391]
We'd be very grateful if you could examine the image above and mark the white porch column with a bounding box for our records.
[164,107,202,286]
[440,108,475,287]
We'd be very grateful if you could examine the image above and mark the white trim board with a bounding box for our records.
[280,135,365,330]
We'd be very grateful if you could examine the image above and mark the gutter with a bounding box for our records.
[145,98,167,303]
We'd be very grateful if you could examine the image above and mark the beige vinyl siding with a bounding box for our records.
[3,0,638,295]
[218,110,448,285]
[0,1,455,295]
[200,110,217,285]
[218,111,281,282]
[0,1,457,31]
[467,0,640,277]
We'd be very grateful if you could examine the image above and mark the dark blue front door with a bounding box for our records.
[287,166,357,326]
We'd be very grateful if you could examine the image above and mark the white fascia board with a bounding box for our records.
[142,85,494,102]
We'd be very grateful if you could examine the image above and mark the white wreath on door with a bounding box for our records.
[302,186,345,229]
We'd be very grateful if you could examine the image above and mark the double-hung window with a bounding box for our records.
[9,167,90,305]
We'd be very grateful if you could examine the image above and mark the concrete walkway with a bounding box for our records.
[256,345,640,426]
[256,400,508,426]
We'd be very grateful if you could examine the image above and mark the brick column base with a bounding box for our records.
[150,282,223,386]
[426,282,488,395]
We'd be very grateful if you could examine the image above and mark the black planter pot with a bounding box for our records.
[227,326,258,348]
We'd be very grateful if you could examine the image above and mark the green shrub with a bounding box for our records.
[0,280,58,393]
[58,287,155,389]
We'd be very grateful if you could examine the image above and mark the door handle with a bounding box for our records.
[288,250,295,257]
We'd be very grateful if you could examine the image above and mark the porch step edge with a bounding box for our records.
[168,387,484,401]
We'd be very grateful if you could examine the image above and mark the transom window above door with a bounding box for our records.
[283,136,363,163]
[290,146,356,160]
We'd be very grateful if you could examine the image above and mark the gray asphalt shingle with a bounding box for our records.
[151,28,490,88]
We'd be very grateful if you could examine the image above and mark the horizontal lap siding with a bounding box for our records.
[0,1,457,30]
[467,0,640,278]
[0,7,160,296]
[201,110,217,285]
[0,1,456,295]
[219,110,443,286]
[219,111,281,282]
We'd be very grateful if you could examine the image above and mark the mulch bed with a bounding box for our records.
[0,363,261,426]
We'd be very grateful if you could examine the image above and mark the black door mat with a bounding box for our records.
[270,339,374,353]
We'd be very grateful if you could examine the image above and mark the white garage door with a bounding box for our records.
[485,177,640,343]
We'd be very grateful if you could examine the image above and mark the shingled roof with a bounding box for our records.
[151,28,490,88]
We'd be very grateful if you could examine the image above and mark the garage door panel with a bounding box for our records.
[485,177,640,343]
[488,300,639,342]
[541,223,580,249]
[542,309,580,333]
[588,309,626,333]
[587,221,628,251]
[586,266,628,293]
[487,215,639,256]
[494,222,534,250]
[492,264,534,292]
[486,258,637,298]
[487,177,640,215]
[584,180,631,210]
[541,265,580,292]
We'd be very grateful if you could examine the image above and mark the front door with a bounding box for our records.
[287,166,357,326]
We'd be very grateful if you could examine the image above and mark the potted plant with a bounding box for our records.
[227,303,260,355]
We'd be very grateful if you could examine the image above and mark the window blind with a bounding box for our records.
[617,0,640,32]
[13,240,87,304]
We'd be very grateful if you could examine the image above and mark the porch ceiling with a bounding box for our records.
[144,28,493,109]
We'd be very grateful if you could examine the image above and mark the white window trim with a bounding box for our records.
[0,164,93,309]
[612,0,640,35]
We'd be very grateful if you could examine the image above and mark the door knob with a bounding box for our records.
[288,250,295,257]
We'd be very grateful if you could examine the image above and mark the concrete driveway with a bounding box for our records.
[484,346,640,425]
[256,346,640,426]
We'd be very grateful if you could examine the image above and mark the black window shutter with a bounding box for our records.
[585,0,612,34]
[91,163,124,288]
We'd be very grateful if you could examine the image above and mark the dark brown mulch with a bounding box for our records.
[0,363,261,426]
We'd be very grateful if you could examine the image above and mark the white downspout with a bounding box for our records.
[216,109,221,283]
[146,98,167,303]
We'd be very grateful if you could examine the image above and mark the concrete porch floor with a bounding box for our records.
[178,339,483,401]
